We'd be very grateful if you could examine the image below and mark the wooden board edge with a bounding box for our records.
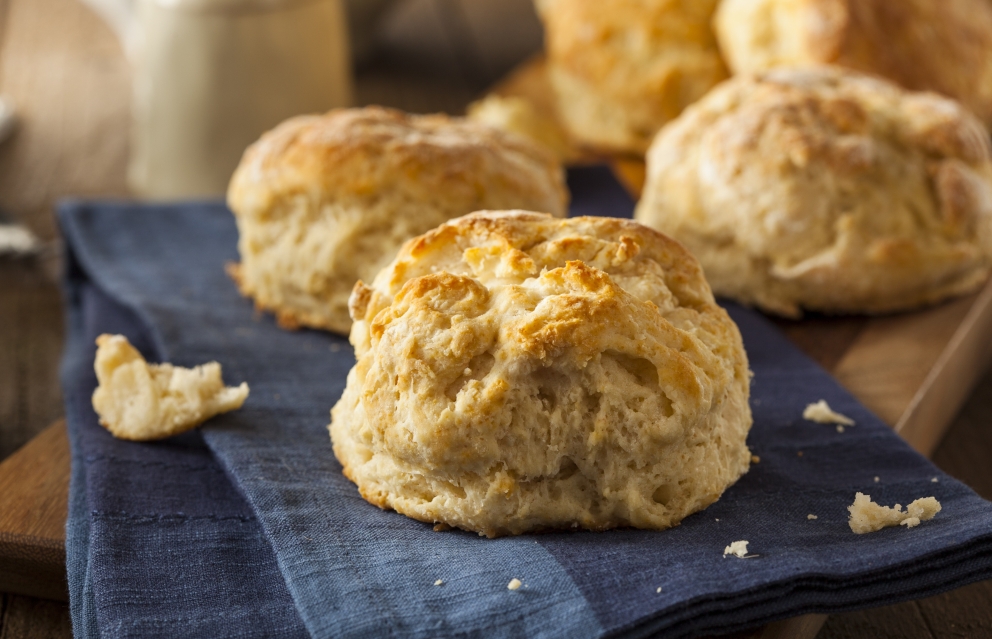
[896,277,992,456]
[0,532,67,602]
[758,613,827,639]
[0,419,70,600]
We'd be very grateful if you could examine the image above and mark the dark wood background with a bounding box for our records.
[0,0,990,636]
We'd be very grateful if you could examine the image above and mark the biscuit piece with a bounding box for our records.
[92,334,249,441]
[714,0,992,128]
[803,400,854,426]
[330,211,752,537]
[848,492,941,534]
[227,107,568,335]
[534,0,728,155]
[636,67,992,316]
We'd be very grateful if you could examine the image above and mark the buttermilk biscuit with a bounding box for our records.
[714,0,992,128]
[92,334,249,441]
[467,95,576,164]
[330,211,752,537]
[635,67,992,317]
[227,107,568,335]
[534,0,728,155]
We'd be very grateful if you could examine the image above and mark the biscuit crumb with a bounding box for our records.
[507,578,522,590]
[656,587,662,593]
[433,523,452,532]
[807,514,817,520]
[874,476,880,483]
[848,492,941,534]
[751,455,760,464]
[836,425,845,433]
[91,334,249,441]
[932,477,939,483]
[434,579,444,586]
[723,540,753,558]
[804,400,855,426]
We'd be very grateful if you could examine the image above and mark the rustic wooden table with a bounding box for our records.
[1,0,991,637]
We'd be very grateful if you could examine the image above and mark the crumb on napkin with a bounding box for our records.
[434,579,443,586]
[807,514,818,520]
[848,492,941,534]
[91,334,249,441]
[507,578,522,590]
[723,540,755,558]
[803,400,855,426]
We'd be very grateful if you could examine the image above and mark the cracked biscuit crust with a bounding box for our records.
[636,66,992,317]
[227,107,568,335]
[330,211,752,537]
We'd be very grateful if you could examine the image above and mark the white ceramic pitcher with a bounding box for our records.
[83,0,353,199]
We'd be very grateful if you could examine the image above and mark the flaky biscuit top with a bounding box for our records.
[229,106,567,217]
[334,211,752,536]
[226,107,569,334]
[637,66,992,316]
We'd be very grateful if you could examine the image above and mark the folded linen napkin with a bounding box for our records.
[61,167,992,639]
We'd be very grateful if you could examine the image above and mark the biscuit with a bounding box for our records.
[91,334,249,441]
[467,94,576,164]
[330,211,752,537]
[635,67,992,316]
[714,0,992,128]
[227,107,568,335]
[534,0,728,155]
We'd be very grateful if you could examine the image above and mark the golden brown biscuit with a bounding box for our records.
[330,210,752,537]
[467,94,576,164]
[227,107,568,334]
[714,0,992,127]
[92,334,249,441]
[635,66,992,317]
[534,0,728,155]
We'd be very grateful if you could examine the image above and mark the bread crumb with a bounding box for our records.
[848,492,941,534]
[91,334,249,441]
[932,477,939,483]
[836,425,845,433]
[723,540,753,558]
[751,455,760,464]
[803,400,855,426]
[874,476,880,483]
[507,578,522,590]
[433,523,452,532]
[807,514,817,520]
[434,579,443,586]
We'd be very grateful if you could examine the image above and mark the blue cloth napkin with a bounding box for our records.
[61,167,992,639]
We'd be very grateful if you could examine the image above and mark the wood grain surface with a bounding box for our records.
[1,0,992,637]
[0,263,64,461]
[0,421,68,603]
